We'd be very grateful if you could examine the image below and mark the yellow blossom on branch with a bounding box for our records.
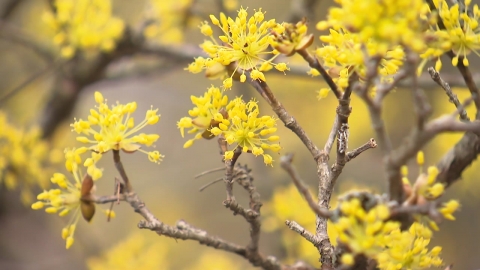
[271,18,314,56]
[177,86,229,148]
[332,198,445,269]
[0,112,60,204]
[71,91,163,164]
[315,28,404,93]
[31,148,112,249]
[211,97,281,166]
[143,0,193,44]
[87,231,170,270]
[317,0,430,53]
[42,0,125,59]
[178,87,280,165]
[377,223,443,269]
[421,0,480,70]
[186,7,288,90]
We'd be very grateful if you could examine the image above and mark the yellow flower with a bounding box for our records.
[333,198,445,269]
[177,86,229,148]
[377,223,443,270]
[44,0,125,58]
[143,0,193,44]
[71,91,164,164]
[213,98,281,166]
[332,199,397,257]
[87,231,170,270]
[439,199,460,220]
[31,148,104,249]
[188,7,288,90]
[422,0,480,69]
[316,28,404,93]
[271,18,314,56]
[0,112,59,204]
[317,0,430,53]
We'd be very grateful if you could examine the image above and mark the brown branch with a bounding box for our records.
[408,53,431,129]
[0,60,62,106]
[296,49,341,100]
[246,72,322,161]
[345,138,377,162]
[218,137,242,201]
[355,57,394,155]
[113,150,133,193]
[285,220,321,246]
[389,201,442,224]
[0,0,22,20]
[280,153,332,219]
[428,67,469,121]
[230,164,263,257]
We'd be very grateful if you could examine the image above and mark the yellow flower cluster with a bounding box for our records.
[177,86,229,147]
[317,0,430,54]
[377,223,443,270]
[271,19,314,56]
[186,7,288,90]
[0,112,59,204]
[178,87,281,165]
[403,152,445,205]
[31,148,112,249]
[332,199,444,269]
[315,28,404,93]
[71,92,163,165]
[42,0,125,59]
[439,199,460,220]
[143,0,193,44]
[332,199,396,257]
[421,0,480,70]
[87,231,169,270]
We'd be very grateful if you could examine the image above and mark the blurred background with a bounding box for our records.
[1,0,480,269]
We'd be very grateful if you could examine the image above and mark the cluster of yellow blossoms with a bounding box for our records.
[332,199,445,269]
[31,91,162,249]
[316,0,480,94]
[143,0,194,44]
[178,86,281,165]
[317,0,430,54]
[88,231,170,269]
[315,29,404,94]
[71,91,163,166]
[31,148,113,249]
[0,112,59,204]
[403,152,445,206]
[422,0,480,70]
[43,0,125,58]
[186,8,289,90]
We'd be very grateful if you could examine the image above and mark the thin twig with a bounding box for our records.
[280,154,332,219]
[218,137,242,201]
[113,150,133,193]
[426,0,480,116]
[428,67,469,121]
[355,56,393,155]
[345,138,377,162]
[296,49,342,99]
[198,177,223,191]
[285,220,320,246]
[407,51,431,129]
[195,167,225,178]
[246,72,322,161]
[0,60,61,106]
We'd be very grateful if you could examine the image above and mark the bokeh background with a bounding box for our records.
[1,0,480,269]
